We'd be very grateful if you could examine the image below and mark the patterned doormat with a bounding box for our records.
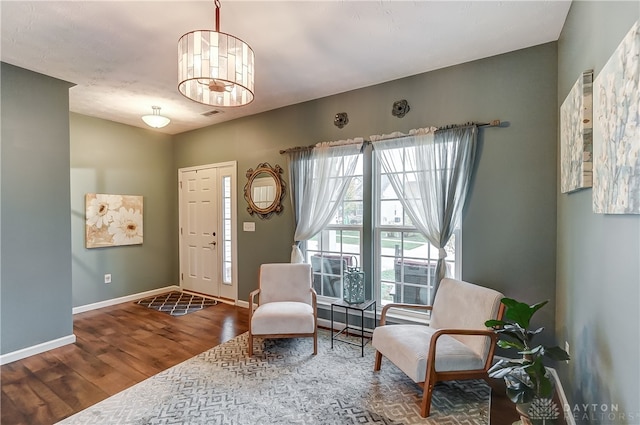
[56,330,489,424]
[135,291,218,316]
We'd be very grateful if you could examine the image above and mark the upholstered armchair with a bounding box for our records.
[248,263,318,357]
[372,278,505,417]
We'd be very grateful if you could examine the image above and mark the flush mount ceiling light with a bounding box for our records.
[178,0,255,108]
[142,106,171,128]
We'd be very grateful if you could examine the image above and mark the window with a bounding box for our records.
[222,175,232,284]
[304,145,460,307]
[374,143,459,306]
[306,155,363,298]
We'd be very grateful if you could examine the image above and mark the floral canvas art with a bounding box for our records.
[86,193,143,248]
[593,20,640,214]
[560,70,593,193]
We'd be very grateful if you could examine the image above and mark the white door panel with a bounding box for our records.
[179,163,237,299]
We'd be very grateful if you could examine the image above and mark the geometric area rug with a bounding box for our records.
[55,329,490,425]
[135,291,218,316]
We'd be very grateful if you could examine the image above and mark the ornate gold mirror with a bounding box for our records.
[244,163,286,218]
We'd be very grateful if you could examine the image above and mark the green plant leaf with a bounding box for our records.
[488,365,519,379]
[496,326,529,348]
[538,375,554,398]
[485,319,506,327]
[519,345,544,356]
[502,298,548,329]
[504,301,535,328]
[488,359,525,378]
[499,332,528,350]
[498,340,525,350]
[504,372,536,404]
[525,361,554,398]
[527,327,544,337]
[496,323,527,335]
[488,297,561,402]
[522,357,553,398]
[506,386,536,404]
[529,300,549,316]
[543,345,570,361]
[501,298,521,309]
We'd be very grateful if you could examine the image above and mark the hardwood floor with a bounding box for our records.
[1,299,519,425]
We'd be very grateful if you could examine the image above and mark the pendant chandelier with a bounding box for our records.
[178,0,255,107]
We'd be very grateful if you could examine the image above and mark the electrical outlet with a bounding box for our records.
[565,341,570,364]
[104,273,112,284]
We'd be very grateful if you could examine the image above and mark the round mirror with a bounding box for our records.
[251,172,277,210]
[244,163,286,218]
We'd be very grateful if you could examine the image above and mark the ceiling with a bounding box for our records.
[1,1,571,135]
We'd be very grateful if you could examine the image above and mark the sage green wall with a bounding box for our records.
[557,2,640,420]
[70,113,178,307]
[174,41,559,341]
[1,42,559,359]
[1,63,74,354]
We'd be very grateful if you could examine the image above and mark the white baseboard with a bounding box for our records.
[318,317,332,329]
[317,317,375,334]
[236,300,249,309]
[0,334,76,366]
[72,285,180,314]
[548,367,576,425]
[1,286,181,365]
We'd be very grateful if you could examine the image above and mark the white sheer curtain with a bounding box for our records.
[371,125,478,303]
[287,139,363,262]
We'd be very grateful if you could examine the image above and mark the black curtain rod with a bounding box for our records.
[279,120,502,154]
[438,119,501,130]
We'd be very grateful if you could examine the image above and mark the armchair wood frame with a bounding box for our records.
[248,287,318,357]
[373,301,505,417]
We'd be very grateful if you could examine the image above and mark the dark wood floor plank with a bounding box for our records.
[40,369,108,411]
[95,349,150,383]
[1,389,30,425]
[0,361,31,385]
[2,376,75,425]
[49,344,137,396]
[0,298,517,425]
[14,351,61,376]
[27,356,73,384]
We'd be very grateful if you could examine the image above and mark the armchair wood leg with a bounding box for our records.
[313,333,318,355]
[420,382,434,418]
[374,351,382,371]
[420,367,436,417]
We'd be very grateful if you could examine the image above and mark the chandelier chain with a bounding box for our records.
[214,0,221,32]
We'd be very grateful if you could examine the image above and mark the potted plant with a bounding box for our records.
[484,298,570,417]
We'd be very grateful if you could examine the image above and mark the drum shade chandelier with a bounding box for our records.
[178,0,255,107]
[142,106,171,128]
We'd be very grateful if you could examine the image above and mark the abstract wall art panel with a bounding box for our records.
[561,70,593,193]
[85,193,144,248]
[593,20,640,214]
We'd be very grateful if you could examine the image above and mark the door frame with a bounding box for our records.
[178,161,238,303]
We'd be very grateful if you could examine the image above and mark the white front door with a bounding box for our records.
[179,162,237,300]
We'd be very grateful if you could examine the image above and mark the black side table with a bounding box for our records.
[330,299,376,356]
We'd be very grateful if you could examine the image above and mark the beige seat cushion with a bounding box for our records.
[372,324,484,383]
[251,301,315,335]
